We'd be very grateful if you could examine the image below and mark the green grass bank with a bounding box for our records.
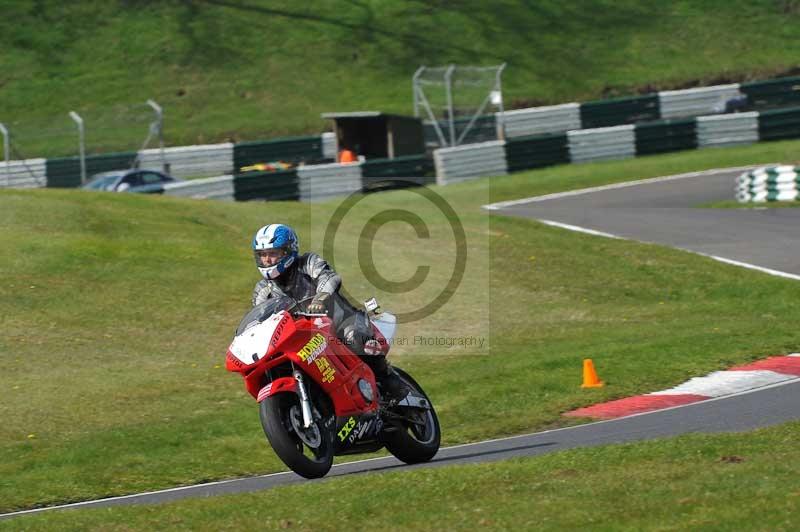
[3,1,800,156]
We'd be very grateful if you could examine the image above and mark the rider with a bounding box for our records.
[250,223,409,401]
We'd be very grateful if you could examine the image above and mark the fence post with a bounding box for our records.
[412,66,425,117]
[147,99,167,174]
[69,111,86,185]
[495,63,507,140]
[0,123,9,187]
[444,65,456,147]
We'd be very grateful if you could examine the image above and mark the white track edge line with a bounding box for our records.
[539,220,624,239]
[534,219,800,282]
[702,254,800,281]
[481,164,776,211]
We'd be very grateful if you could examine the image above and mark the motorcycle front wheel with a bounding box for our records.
[259,392,334,479]
[383,367,441,464]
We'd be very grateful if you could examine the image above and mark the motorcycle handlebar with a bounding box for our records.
[289,295,329,319]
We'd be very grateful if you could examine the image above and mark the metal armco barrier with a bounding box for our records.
[737,165,800,202]
[579,94,660,129]
[297,162,362,202]
[504,133,569,172]
[162,175,235,201]
[697,112,759,148]
[138,143,234,179]
[634,118,697,155]
[0,158,47,188]
[500,103,581,138]
[361,154,434,190]
[741,76,800,110]
[233,136,326,173]
[568,125,635,163]
[757,107,800,141]
[658,84,743,119]
[46,151,138,188]
[233,170,299,201]
[321,132,337,160]
[433,140,507,185]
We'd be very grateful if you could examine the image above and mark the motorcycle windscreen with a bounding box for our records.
[370,312,397,343]
[235,295,295,336]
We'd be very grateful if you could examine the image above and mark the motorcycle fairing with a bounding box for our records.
[333,412,382,451]
[228,311,295,367]
[256,376,297,402]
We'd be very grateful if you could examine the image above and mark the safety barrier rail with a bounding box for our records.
[162,175,236,201]
[0,158,47,188]
[138,143,234,179]
[579,94,660,130]
[433,140,507,185]
[297,162,363,202]
[634,118,697,155]
[568,125,636,163]
[696,112,759,148]
[233,169,299,202]
[757,107,800,141]
[658,84,744,119]
[504,133,569,172]
[500,103,581,138]
[741,76,800,110]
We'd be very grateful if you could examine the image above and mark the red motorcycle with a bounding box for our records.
[225,295,440,478]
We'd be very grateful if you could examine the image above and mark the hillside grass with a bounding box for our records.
[3,139,800,511]
[2,1,800,157]
[6,420,800,530]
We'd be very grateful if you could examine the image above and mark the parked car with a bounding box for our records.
[81,169,180,193]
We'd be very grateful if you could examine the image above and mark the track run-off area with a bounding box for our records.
[4,165,800,520]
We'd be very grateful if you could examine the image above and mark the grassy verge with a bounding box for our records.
[5,421,800,530]
[3,140,800,511]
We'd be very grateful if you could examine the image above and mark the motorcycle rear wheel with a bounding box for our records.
[383,367,441,464]
[260,392,334,479]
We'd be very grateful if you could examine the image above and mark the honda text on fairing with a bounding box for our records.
[225,295,440,478]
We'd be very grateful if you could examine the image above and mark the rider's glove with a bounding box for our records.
[307,292,331,314]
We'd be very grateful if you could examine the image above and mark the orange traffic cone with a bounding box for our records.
[581,358,604,388]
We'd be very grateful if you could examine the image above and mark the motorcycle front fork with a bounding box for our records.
[292,363,315,429]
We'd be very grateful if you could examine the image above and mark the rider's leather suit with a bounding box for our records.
[252,252,384,364]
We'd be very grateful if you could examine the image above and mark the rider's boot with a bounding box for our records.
[362,349,411,403]
[361,339,411,402]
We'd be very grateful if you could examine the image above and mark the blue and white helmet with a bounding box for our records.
[252,224,299,280]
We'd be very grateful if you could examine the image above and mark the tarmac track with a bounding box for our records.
[4,166,800,520]
[486,166,800,277]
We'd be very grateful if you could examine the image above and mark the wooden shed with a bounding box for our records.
[322,112,425,161]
